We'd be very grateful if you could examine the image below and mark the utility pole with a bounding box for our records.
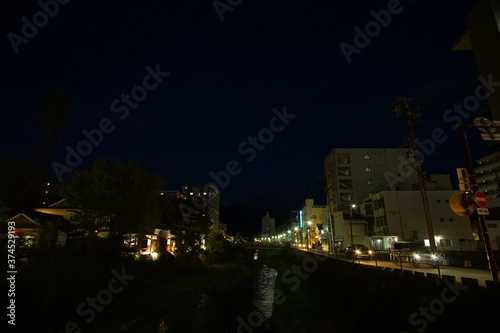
[459,122,499,282]
[393,97,437,253]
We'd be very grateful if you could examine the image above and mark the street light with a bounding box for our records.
[349,203,356,263]
[307,221,312,251]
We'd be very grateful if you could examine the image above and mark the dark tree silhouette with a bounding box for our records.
[63,159,163,251]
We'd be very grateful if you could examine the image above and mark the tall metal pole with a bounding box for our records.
[459,123,499,282]
[306,221,311,252]
[349,203,355,263]
[393,98,437,253]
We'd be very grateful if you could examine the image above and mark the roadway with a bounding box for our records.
[306,250,499,287]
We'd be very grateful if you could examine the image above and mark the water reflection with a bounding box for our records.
[252,264,278,330]
[152,263,277,333]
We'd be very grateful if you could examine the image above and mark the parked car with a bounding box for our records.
[345,244,374,259]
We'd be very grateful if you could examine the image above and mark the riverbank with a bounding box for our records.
[86,258,254,332]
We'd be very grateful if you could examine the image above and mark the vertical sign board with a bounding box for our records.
[456,168,471,191]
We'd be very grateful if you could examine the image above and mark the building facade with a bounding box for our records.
[324,148,416,214]
[330,211,370,250]
[301,199,331,251]
[476,151,500,198]
[261,211,275,237]
[181,184,221,232]
[360,175,500,251]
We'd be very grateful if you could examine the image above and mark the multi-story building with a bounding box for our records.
[180,184,221,232]
[361,175,500,251]
[324,148,417,214]
[301,199,331,251]
[261,211,275,238]
[476,151,500,198]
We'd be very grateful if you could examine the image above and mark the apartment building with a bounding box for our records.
[324,148,417,213]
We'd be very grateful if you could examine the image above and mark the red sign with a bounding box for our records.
[475,191,487,208]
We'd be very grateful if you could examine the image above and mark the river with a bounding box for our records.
[122,261,278,333]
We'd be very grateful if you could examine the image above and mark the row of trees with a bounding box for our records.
[1,156,242,263]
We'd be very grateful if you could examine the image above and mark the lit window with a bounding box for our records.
[365,166,371,172]
[364,154,370,160]
[367,179,373,185]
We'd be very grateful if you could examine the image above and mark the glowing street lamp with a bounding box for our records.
[307,221,312,251]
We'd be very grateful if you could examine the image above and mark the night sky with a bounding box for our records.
[1,0,493,235]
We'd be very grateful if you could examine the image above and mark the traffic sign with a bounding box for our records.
[456,168,471,191]
[475,191,487,208]
[474,117,500,141]
[450,192,476,216]
[477,208,489,215]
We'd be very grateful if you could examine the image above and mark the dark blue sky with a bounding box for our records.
[1,0,492,234]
